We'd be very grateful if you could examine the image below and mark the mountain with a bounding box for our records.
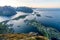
[0,6,16,17]
[0,6,33,17]
[16,7,33,13]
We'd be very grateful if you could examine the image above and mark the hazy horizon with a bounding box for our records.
[0,0,60,8]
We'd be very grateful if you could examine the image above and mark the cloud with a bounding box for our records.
[0,0,60,8]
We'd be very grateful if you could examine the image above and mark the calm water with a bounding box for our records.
[36,10,60,31]
[12,10,60,33]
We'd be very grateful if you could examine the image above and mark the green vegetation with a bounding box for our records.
[0,23,8,34]
[0,22,14,34]
[27,20,60,40]
[27,20,50,38]
[13,15,27,20]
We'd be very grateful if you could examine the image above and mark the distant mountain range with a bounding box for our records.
[16,7,33,13]
[0,6,16,17]
[33,8,60,11]
[0,6,60,17]
[0,6,33,17]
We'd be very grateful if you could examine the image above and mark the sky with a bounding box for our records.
[0,0,60,8]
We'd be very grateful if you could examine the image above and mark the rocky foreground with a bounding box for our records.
[0,32,49,40]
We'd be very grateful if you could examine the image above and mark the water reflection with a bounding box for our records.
[0,16,10,22]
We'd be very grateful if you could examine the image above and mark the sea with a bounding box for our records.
[0,8,60,33]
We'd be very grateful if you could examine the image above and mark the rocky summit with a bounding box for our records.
[0,32,49,40]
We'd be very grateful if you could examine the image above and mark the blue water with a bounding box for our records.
[0,8,60,33]
[36,10,60,31]
[14,10,60,33]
